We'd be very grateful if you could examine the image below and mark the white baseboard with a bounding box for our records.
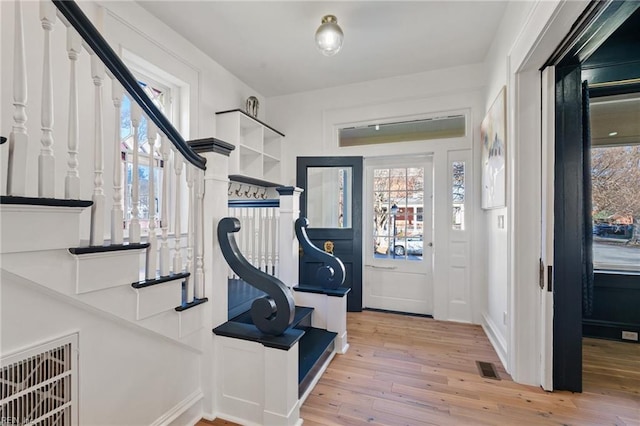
[151,390,204,426]
[481,312,508,372]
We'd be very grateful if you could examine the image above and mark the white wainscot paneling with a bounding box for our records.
[449,240,471,322]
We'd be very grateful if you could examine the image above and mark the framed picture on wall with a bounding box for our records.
[481,86,507,209]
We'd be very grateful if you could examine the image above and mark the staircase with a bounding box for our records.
[212,216,343,424]
[222,305,337,398]
[1,1,345,424]
[1,2,216,424]
[0,196,208,346]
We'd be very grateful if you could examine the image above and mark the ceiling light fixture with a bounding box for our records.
[609,131,618,136]
[315,15,344,56]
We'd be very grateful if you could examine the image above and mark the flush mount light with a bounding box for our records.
[609,131,618,136]
[315,15,344,56]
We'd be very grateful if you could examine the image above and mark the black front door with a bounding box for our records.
[296,156,363,312]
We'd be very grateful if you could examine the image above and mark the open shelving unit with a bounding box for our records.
[216,109,284,185]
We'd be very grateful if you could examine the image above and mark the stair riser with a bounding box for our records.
[2,250,77,295]
[135,280,183,320]
[134,291,206,342]
[0,205,85,253]
[75,250,145,294]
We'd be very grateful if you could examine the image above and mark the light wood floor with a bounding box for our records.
[200,310,640,425]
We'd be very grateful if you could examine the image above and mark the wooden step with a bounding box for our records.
[298,327,337,397]
[1,196,92,253]
[129,272,189,320]
[230,305,314,330]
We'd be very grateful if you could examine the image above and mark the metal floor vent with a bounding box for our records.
[476,361,501,380]
[1,335,78,425]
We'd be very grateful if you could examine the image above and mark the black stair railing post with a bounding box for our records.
[218,217,295,335]
[295,217,345,289]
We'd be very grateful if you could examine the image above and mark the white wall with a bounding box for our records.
[1,273,202,426]
[267,63,487,322]
[480,0,536,367]
[481,0,590,385]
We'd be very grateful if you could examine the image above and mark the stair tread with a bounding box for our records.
[0,195,92,208]
[298,327,337,385]
[213,321,304,350]
[69,242,150,255]
[175,297,208,312]
[133,272,190,289]
[230,305,314,329]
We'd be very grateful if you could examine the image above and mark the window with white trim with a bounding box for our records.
[121,75,172,231]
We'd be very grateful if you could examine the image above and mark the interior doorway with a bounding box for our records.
[549,1,640,392]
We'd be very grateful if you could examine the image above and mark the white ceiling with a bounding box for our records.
[137,1,509,97]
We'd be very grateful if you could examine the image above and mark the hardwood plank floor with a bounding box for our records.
[200,311,639,425]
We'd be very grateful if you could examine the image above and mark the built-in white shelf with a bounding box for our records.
[216,109,284,185]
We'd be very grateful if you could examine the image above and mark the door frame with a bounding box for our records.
[542,0,640,392]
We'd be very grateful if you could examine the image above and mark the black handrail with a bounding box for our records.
[52,0,206,170]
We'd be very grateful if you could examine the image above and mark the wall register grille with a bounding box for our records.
[1,335,78,425]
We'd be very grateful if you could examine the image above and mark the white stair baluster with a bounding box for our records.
[146,121,158,279]
[65,28,81,199]
[90,56,105,246]
[269,207,276,276]
[38,2,56,198]
[241,208,248,267]
[260,209,266,272]
[195,169,205,299]
[249,208,256,268]
[8,0,28,196]
[274,208,280,278]
[111,82,124,244]
[173,150,183,273]
[159,136,171,276]
[184,164,194,303]
[253,208,260,269]
[129,103,141,243]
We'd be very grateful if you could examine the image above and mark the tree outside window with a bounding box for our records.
[591,145,640,271]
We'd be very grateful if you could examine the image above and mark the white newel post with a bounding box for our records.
[90,56,105,246]
[38,2,56,198]
[189,138,232,417]
[276,187,303,287]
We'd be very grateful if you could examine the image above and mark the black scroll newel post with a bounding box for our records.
[218,217,295,335]
[295,217,345,290]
